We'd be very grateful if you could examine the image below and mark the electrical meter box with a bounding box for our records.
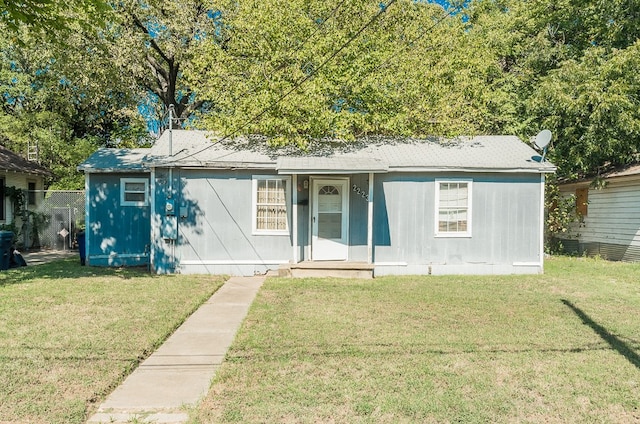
[165,199,175,216]
[162,216,177,240]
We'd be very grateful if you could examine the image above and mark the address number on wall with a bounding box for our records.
[352,184,369,201]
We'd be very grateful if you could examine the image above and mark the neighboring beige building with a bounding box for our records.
[0,144,53,226]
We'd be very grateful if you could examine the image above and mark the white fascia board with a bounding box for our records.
[388,166,556,174]
[277,168,388,175]
[150,162,276,170]
[78,167,150,173]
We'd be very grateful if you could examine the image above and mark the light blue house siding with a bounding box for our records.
[348,173,370,262]
[373,173,544,275]
[151,168,295,275]
[147,170,543,276]
[85,172,151,267]
[150,170,372,275]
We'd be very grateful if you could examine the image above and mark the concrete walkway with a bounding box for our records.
[21,249,78,266]
[87,276,265,424]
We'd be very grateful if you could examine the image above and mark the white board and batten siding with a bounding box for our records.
[561,176,640,261]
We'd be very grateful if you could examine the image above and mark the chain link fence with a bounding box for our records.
[21,190,85,250]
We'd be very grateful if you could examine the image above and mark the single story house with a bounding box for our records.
[0,143,52,227]
[557,165,640,261]
[78,130,555,276]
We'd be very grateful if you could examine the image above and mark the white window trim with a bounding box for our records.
[252,175,291,235]
[121,178,149,206]
[434,178,472,238]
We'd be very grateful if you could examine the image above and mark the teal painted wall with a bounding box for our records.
[86,172,150,267]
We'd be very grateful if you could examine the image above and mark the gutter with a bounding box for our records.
[387,166,557,174]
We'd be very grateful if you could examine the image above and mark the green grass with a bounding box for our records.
[192,256,640,423]
[0,259,225,424]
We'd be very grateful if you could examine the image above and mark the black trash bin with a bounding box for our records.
[0,231,14,271]
[77,231,86,266]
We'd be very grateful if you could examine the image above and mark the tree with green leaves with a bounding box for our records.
[0,0,108,33]
[3,0,638,185]
[93,0,223,127]
[0,25,150,189]
[528,42,640,179]
[187,0,485,146]
[464,0,640,179]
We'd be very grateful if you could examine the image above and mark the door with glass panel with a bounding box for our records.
[312,178,349,260]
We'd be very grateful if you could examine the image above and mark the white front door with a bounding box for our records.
[312,178,349,260]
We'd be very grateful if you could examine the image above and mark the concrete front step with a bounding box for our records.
[280,261,374,279]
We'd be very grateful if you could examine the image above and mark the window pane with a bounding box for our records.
[28,182,36,205]
[318,185,341,213]
[255,178,287,231]
[277,206,287,230]
[125,182,146,192]
[257,180,267,203]
[438,182,469,233]
[125,192,146,202]
[122,179,148,205]
[0,178,4,220]
[318,213,342,238]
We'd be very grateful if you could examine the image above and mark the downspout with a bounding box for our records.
[367,172,374,265]
[84,172,91,265]
[292,174,298,263]
[168,105,175,272]
[150,167,156,273]
[540,173,546,273]
[168,104,174,194]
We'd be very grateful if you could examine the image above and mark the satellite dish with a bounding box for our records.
[533,129,552,162]
[534,129,552,150]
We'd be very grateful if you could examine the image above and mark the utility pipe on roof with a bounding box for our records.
[168,104,175,199]
[168,104,174,157]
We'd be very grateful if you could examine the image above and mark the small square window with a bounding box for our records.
[121,178,149,206]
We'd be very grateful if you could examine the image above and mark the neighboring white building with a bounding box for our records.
[558,164,640,261]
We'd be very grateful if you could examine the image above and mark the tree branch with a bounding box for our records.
[143,82,164,100]
[145,53,169,86]
[130,12,174,67]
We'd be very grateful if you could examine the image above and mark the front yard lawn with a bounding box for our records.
[0,260,225,424]
[193,257,640,423]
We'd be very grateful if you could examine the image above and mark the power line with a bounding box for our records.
[349,3,462,95]
[167,0,461,163]
[209,0,349,113]
[170,0,399,163]
[156,2,348,136]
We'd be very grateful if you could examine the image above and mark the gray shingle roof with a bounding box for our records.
[0,144,53,177]
[78,148,150,172]
[151,130,555,173]
[79,130,556,174]
[277,156,388,174]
